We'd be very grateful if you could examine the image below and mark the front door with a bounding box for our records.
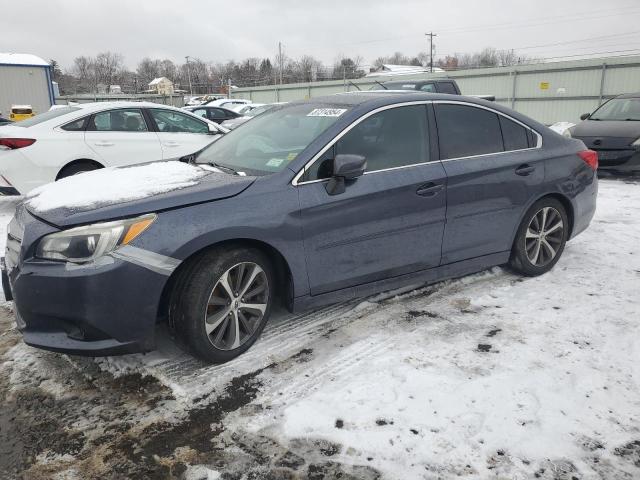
[298,104,446,296]
[147,108,216,159]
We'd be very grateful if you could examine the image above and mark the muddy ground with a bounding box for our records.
[0,304,382,480]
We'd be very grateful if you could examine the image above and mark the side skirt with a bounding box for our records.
[292,251,511,313]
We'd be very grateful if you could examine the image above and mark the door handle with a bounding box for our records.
[515,164,535,176]
[94,141,114,147]
[163,142,180,147]
[416,183,444,197]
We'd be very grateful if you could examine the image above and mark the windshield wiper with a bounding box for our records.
[624,118,640,121]
[207,162,238,175]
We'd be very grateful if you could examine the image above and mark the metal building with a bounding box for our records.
[0,53,54,118]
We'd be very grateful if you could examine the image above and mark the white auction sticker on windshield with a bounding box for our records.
[266,158,284,167]
[307,108,347,117]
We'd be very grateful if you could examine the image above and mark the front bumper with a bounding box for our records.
[3,245,171,356]
[5,257,168,356]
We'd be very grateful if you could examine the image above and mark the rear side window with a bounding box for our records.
[499,116,530,151]
[306,105,429,180]
[61,117,88,131]
[437,82,458,94]
[435,104,503,159]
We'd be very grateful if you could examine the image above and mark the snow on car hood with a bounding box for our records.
[25,161,256,227]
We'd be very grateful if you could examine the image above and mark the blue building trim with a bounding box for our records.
[44,66,55,106]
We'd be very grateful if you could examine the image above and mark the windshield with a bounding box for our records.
[590,97,640,121]
[196,103,349,175]
[17,107,81,127]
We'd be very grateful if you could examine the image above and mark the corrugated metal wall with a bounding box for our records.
[234,55,640,124]
[0,65,52,117]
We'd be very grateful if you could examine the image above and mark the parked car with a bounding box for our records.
[566,93,640,174]
[0,102,226,195]
[220,103,284,130]
[185,94,225,106]
[371,79,495,101]
[9,105,35,122]
[183,105,241,124]
[203,98,252,109]
[3,92,598,363]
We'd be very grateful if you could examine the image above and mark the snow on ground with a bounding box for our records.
[25,161,213,212]
[1,178,639,478]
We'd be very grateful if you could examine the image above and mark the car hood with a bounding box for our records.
[25,161,256,228]
[572,119,640,139]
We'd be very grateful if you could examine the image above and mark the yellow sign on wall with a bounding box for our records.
[540,82,550,90]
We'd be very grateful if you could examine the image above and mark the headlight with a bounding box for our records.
[632,138,640,147]
[36,214,156,263]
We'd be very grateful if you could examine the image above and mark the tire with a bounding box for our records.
[57,161,102,180]
[509,198,569,276]
[170,246,274,363]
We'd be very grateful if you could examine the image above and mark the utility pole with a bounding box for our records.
[425,32,437,73]
[278,42,283,85]
[185,56,193,95]
[228,78,232,99]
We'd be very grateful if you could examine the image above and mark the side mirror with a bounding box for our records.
[207,123,219,135]
[325,154,367,195]
[580,113,591,121]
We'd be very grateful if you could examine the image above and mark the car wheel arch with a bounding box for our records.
[56,159,105,180]
[509,192,575,249]
[156,238,295,326]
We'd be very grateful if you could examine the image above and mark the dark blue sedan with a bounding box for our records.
[3,93,598,363]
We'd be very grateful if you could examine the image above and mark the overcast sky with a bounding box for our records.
[2,0,639,70]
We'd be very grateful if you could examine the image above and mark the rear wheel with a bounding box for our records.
[509,198,568,276]
[170,247,274,363]
[57,161,102,180]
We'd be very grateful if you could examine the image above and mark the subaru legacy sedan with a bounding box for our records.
[2,93,598,363]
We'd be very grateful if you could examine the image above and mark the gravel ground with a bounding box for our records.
[0,177,639,480]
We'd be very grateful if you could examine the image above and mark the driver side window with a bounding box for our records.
[304,105,430,181]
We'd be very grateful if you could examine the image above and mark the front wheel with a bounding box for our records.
[509,198,569,276]
[170,247,274,363]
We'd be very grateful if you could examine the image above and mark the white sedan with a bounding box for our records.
[0,102,226,195]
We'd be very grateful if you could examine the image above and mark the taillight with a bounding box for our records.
[578,150,598,170]
[0,138,36,149]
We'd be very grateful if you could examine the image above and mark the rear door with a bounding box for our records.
[298,104,447,295]
[147,108,215,159]
[84,108,162,167]
[433,102,544,263]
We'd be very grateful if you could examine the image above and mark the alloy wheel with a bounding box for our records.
[525,206,564,267]
[204,262,269,350]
